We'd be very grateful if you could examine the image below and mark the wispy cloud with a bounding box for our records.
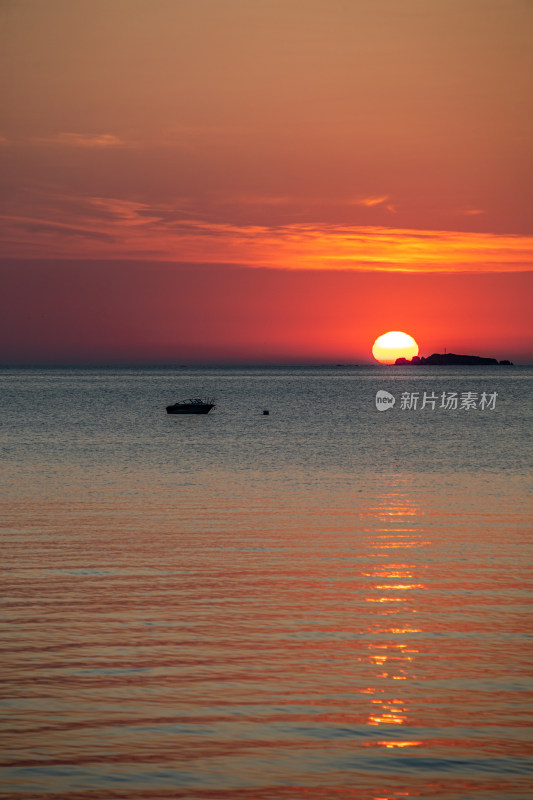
[461,207,486,216]
[219,193,399,213]
[353,195,390,208]
[33,133,125,148]
[1,193,532,272]
[87,197,160,223]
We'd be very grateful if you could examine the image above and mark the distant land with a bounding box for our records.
[394,353,513,366]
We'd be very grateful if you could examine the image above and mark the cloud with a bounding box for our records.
[33,133,125,148]
[1,191,532,273]
[353,195,390,207]
[87,197,159,223]
[462,208,486,216]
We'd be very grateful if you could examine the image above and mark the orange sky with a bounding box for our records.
[1,0,532,363]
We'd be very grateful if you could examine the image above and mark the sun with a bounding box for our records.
[372,331,419,364]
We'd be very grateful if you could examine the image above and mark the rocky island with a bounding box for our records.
[394,353,513,366]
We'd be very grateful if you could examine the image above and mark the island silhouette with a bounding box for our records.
[394,353,513,366]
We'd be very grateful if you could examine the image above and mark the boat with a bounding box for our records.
[166,397,215,414]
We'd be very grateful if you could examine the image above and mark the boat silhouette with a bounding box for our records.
[166,397,215,414]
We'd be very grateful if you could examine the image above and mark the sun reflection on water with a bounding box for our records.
[362,482,428,745]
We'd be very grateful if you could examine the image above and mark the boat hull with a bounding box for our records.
[166,404,214,414]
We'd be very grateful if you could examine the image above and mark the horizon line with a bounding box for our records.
[2,360,532,369]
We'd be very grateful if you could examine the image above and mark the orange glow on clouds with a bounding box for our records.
[2,199,533,273]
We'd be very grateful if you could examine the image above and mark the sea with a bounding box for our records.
[1,365,532,800]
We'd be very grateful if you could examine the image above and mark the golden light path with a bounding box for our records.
[372,331,419,364]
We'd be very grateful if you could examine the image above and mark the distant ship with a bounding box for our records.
[166,397,215,414]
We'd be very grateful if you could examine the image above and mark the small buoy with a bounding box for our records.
[263,409,269,415]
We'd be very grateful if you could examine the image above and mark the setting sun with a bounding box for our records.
[372,331,419,364]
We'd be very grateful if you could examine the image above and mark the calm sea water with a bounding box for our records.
[1,366,532,800]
